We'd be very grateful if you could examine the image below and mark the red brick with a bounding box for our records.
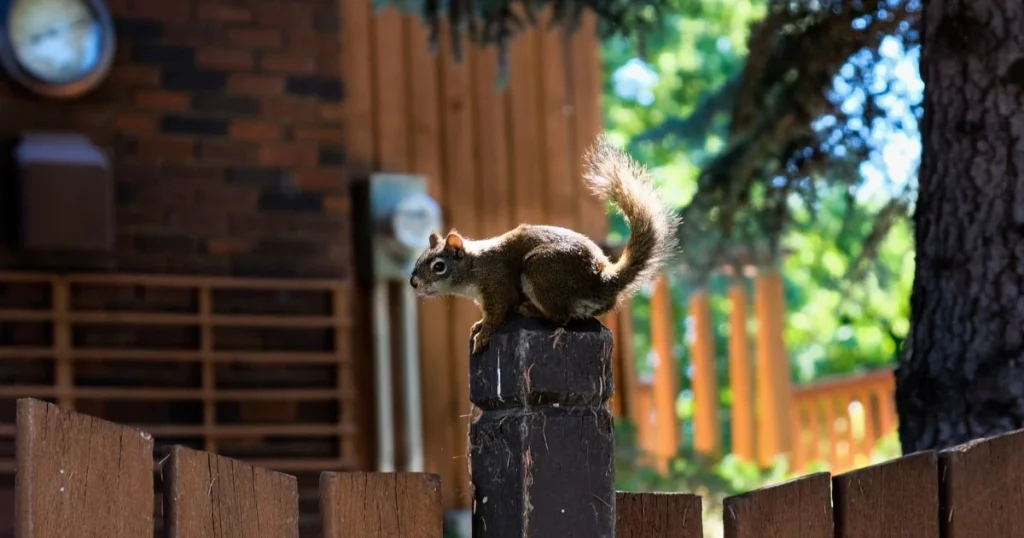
[162,23,222,47]
[260,53,317,75]
[227,73,285,96]
[129,0,191,21]
[115,113,157,134]
[323,195,349,214]
[197,3,252,23]
[292,170,344,191]
[229,120,281,141]
[196,48,254,70]
[136,138,195,162]
[109,65,160,87]
[135,90,191,111]
[206,237,252,254]
[261,96,319,120]
[258,144,318,167]
[228,27,282,50]
[319,104,343,122]
[198,140,259,164]
[255,4,313,27]
[292,127,344,143]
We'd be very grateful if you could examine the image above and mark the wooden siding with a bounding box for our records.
[341,7,607,509]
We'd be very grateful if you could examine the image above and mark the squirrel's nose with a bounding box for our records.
[410,275,418,288]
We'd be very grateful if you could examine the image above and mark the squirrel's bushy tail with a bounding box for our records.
[582,134,680,301]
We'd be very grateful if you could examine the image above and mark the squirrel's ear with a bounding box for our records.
[444,231,464,252]
[428,232,441,248]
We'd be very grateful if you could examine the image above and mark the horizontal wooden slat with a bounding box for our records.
[0,271,346,291]
[0,423,356,437]
[791,366,895,400]
[0,348,347,363]
[0,310,349,327]
[0,457,356,474]
[0,386,352,401]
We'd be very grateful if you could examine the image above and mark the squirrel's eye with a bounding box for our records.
[431,260,447,275]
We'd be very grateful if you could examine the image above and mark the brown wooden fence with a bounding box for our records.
[12,394,1024,537]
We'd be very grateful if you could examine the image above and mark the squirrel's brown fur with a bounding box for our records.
[409,135,679,355]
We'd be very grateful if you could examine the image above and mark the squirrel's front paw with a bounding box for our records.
[470,320,484,335]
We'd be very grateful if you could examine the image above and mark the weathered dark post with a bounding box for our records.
[469,314,615,537]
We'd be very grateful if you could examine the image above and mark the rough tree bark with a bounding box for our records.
[895,0,1024,453]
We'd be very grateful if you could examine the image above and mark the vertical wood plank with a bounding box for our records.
[754,268,794,466]
[340,0,376,175]
[617,301,640,422]
[15,398,154,538]
[605,309,624,417]
[939,429,1024,537]
[570,12,608,242]
[634,381,657,458]
[440,22,480,508]
[649,276,679,471]
[407,14,457,510]
[374,7,409,171]
[833,451,939,538]
[616,492,703,537]
[320,472,443,538]
[723,472,833,538]
[728,281,755,461]
[689,288,721,458]
[52,279,72,409]
[538,17,576,229]
[165,446,299,538]
[473,43,512,237]
[507,23,544,225]
[200,286,217,453]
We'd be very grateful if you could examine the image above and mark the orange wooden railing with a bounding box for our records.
[790,366,897,473]
[609,269,900,475]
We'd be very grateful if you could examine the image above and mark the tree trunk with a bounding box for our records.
[896,0,1024,453]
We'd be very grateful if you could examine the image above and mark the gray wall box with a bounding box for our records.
[15,132,113,253]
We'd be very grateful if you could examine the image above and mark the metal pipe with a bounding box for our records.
[401,284,425,472]
[372,281,395,472]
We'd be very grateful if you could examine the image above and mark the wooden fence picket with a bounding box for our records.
[616,492,703,537]
[15,398,154,538]
[833,450,938,537]
[723,472,833,538]
[320,472,443,538]
[164,445,299,538]
[939,428,1024,537]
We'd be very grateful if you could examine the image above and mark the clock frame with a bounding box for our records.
[0,0,117,98]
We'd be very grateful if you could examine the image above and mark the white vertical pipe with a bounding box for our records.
[372,280,396,472]
[401,284,425,472]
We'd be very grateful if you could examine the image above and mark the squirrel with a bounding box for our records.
[409,134,680,355]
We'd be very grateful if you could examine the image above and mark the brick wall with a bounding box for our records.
[0,0,348,279]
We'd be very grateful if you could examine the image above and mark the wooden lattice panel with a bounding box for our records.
[0,272,356,476]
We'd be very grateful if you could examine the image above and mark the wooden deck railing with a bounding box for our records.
[0,272,356,476]
[791,365,897,473]
[607,270,900,474]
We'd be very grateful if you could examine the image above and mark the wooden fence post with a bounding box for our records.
[15,398,154,538]
[320,472,443,537]
[164,446,300,538]
[469,315,615,537]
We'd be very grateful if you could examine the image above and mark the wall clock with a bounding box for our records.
[0,0,116,98]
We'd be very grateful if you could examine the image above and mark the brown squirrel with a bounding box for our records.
[409,135,679,355]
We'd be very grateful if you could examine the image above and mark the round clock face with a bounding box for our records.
[7,0,103,84]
